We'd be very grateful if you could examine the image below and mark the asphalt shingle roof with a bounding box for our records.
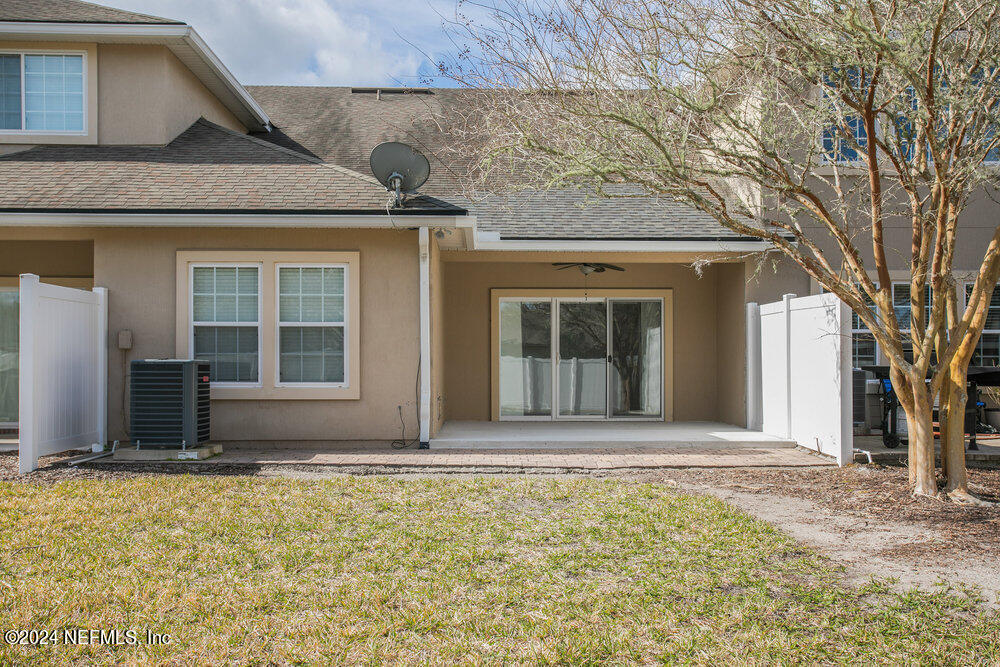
[0,0,182,24]
[247,85,745,240]
[0,118,461,213]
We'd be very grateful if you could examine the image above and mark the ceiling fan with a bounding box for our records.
[552,262,626,276]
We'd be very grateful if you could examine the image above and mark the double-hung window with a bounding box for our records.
[277,265,347,385]
[0,52,85,133]
[179,251,359,398]
[191,265,261,384]
[842,282,932,366]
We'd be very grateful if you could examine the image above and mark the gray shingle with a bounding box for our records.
[0,118,462,213]
[247,85,744,240]
[0,0,182,24]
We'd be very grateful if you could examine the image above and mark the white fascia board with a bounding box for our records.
[0,212,466,228]
[0,22,270,131]
[181,28,270,130]
[472,234,775,252]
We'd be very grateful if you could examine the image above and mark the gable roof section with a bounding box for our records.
[246,85,749,241]
[0,2,269,131]
[0,0,181,24]
[0,118,462,214]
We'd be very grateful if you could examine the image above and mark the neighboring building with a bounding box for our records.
[0,0,992,448]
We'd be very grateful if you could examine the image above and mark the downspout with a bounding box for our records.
[418,228,431,448]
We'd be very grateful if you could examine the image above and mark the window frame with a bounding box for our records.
[188,262,264,388]
[0,49,88,136]
[274,262,349,388]
[818,69,871,167]
[843,281,933,366]
[176,250,361,401]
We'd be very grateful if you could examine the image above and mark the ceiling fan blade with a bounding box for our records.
[551,262,577,266]
[602,264,626,271]
[554,264,577,270]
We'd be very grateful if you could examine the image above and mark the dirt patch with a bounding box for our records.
[626,466,1000,605]
[639,466,1000,558]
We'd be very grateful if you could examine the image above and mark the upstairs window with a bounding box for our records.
[822,69,868,164]
[0,53,85,133]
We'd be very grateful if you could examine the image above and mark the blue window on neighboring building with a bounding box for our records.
[822,69,868,163]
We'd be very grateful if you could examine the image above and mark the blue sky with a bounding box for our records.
[108,0,466,86]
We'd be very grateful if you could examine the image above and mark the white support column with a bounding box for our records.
[745,302,762,430]
[93,286,108,452]
[418,228,431,447]
[18,274,38,475]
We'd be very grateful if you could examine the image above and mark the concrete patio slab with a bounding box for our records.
[99,444,833,470]
[429,420,797,450]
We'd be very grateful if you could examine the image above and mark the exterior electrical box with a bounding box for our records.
[130,359,210,447]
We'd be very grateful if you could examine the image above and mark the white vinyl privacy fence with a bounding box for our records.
[19,274,107,474]
[747,293,853,465]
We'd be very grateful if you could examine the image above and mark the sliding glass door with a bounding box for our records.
[498,299,552,417]
[0,289,17,426]
[498,296,663,420]
[610,300,662,418]
[558,300,608,417]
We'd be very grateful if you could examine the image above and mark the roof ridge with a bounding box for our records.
[192,117,388,190]
[70,0,178,22]
[16,0,184,24]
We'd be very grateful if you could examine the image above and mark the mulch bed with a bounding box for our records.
[648,465,1000,558]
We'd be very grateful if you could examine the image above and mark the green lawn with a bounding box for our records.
[0,476,997,664]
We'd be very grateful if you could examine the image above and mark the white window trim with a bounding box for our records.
[274,263,349,389]
[175,250,361,401]
[188,262,263,388]
[0,49,88,136]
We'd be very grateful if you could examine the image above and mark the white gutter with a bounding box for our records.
[0,212,466,228]
[472,231,775,252]
[0,22,270,131]
[417,228,432,447]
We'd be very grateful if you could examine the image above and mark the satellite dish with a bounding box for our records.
[370,142,430,207]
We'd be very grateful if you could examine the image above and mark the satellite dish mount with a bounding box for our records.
[370,142,431,208]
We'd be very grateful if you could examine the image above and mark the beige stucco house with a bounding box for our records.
[2,0,995,450]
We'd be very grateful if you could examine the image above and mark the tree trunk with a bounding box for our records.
[941,364,972,499]
[893,366,938,496]
[938,386,950,481]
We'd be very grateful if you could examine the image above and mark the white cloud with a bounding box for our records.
[107,0,458,85]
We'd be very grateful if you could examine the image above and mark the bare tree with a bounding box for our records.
[441,0,1000,500]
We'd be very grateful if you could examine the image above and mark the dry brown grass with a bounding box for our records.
[0,475,997,664]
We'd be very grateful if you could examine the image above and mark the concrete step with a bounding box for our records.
[113,443,223,461]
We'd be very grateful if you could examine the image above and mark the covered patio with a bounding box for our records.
[428,420,795,449]
[425,247,762,444]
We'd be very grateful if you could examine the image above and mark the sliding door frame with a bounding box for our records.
[491,288,673,422]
